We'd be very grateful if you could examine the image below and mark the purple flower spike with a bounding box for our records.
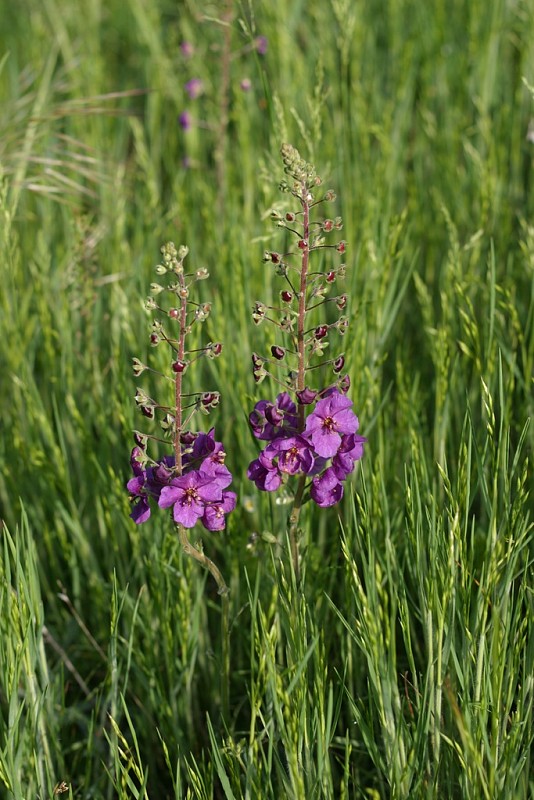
[310,467,344,508]
[159,470,222,528]
[305,390,359,458]
[185,78,203,99]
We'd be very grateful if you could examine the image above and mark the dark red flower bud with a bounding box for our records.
[172,360,188,373]
[336,241,346,254]
[270,252,281,264]
[169,308,179,319]
[336,294,348,310]
[285,212,295,222]
[333,354,345,373]
[326,271,336,283]
[315,325,328,340]
[323,219,334,232]
[211,342,223,356]
[181,430,197,445]
[141,406,155,419]
[298,239,308,250]
[338,374,351,393]
[150,333,160,346]
[271,345,285,360]
[281,290,293,303]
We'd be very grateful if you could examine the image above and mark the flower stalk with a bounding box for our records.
[247,145,367,581]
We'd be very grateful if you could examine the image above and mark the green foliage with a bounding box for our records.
[1,0,533,797]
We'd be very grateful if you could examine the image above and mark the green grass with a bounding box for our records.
[1,0,533,798]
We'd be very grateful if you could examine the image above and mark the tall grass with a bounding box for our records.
[1,0,533,797]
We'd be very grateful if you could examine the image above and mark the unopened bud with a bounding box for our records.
[326,271,336,283]
[336,241,346,254]
[333,354,345,373]
[195,268,209,280]
[297,387,317,405]
[271,345,286,360]
[323,219,334,232]
[150,282,165,294]
[144,297,157,310]
[281,290,293,303]
[150,333,160,346]
[315,325,328,340]
[172,360,188,373]
[206,342,223,358]
[336,294,348,310]
[132,358,147,376]
[285,212,295,222]
[297,239,308,250]
[169,308,179,319]
[155,264,167,275]
[324,190,336,201]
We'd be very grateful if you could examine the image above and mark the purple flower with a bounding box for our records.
[332,433,367,479]
[247,451,282,492]
[159,470,222,527]
[127,448,152,523]
[178,111,192,130]
[255,36,268,55]
[202,491,237,531]
[305,390,359,457]
[240,78,252,91]
[249,392,298,440]
[180,41,194,58]
[264,434,316,475]
[185,78,203,99]
[310,467,344,507]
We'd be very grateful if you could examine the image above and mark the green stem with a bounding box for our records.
[177,524,230,719]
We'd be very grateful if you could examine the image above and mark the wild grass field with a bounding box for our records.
[1,0,533,798]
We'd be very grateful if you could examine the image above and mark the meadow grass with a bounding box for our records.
[1,0,533,798]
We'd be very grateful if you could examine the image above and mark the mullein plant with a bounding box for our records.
[126,242,235,712]
[248,144,366,580]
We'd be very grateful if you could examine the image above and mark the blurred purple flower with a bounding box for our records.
[178,111,192,130]
[180,41,194,58]
[240,78,252,92]
[185,78,203,99]
[255,36,268,55]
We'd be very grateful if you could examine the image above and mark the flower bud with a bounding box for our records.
[333,354,345,373]
[195,303,211,321]
[252,302,266,324]
[324,190,336,201]
[271,345,285,360]
[133,432,147,449]
[334,216,343,230]
[150,283,165,294]
[280,290,293,303]
[206,342,223,358]
[285,212,295,222]
[336,316,348,335]
[338,374,351,393]
[326,271,336,283]
[178,245,189,259]
[141,406,155,419]
[201,392,220,409]
[323,219,334,232]
[297,387,317,404]
[155,264,167,275]
[150,333,160,346]
[172,360,188,373]
[336,241,346,254]
[336,294,348,310]
[169,308,179,319]
[132,358,147,376]
[195,268,209,280]
[144,297,157,311]
[315,325,328,340]
[297,239,308,250]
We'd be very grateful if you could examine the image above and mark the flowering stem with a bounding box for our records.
[174,271,230,719]
[288,185,311,583]
[177,524,230,719]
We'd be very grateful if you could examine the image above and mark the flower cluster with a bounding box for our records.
[127,242,235,532]
[248,388,365,507]
[128,430,236,529]
[247,144,366,509]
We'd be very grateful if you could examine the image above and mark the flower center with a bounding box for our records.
[323,415,335,431]
[184,488,199,505]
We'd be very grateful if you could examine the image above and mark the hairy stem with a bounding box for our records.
[288,183,311,583]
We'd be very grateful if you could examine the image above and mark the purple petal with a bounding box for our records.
[130,497,151,524]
